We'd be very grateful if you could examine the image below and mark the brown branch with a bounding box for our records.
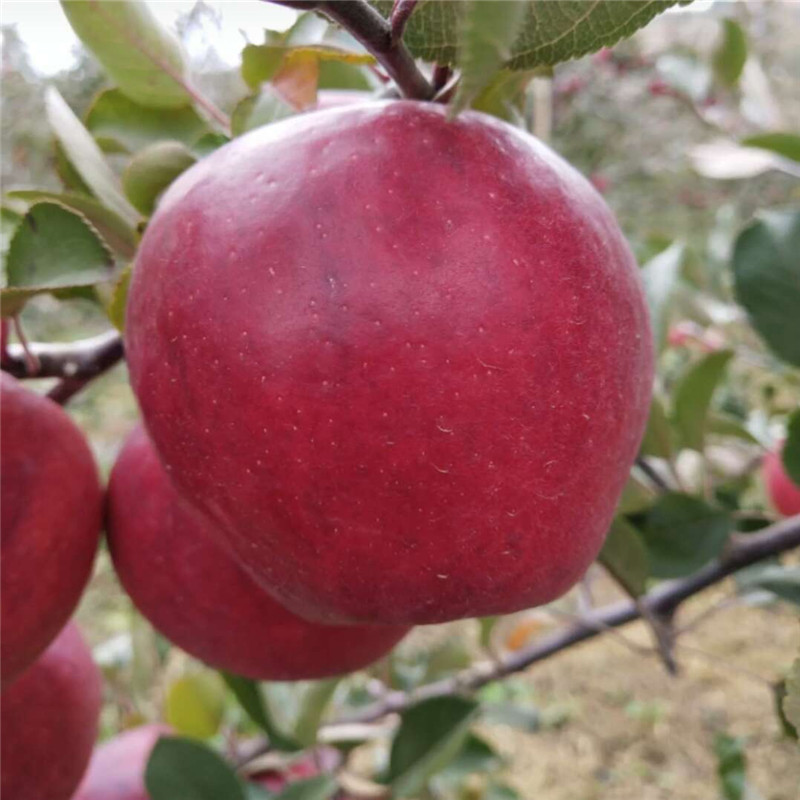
[390,0,419,44]
[3,330,124,404]
[267,0,433,100]
[333,514,800,725]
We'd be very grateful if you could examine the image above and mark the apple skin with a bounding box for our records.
[1,623,102,800]
[126,100,653,625]
[0,373,102,685]
[107,426,409,679]
[763,447,800,517]
[72,724,172,800]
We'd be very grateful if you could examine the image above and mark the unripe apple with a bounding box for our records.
[126,101,653,625]
[1,623,102,800]
[107,426,409,679]
[763,446,800,517]
[72,724,172,800]
[1,374,102,685]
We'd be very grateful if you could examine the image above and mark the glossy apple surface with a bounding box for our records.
[763,447,800,517]
[107,426,408,679]
[126,101,653,624]
[1,374,102,685]
[72,724,172,800]
[1,623,102,800]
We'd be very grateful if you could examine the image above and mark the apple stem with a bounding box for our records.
[390,0,419,44]
[267,0,435,100]
[10,315,40,376]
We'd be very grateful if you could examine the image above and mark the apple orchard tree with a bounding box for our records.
[1,2,799,799]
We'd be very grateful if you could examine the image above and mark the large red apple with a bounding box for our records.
[107,426,408,679]
[1,374,102,685]
[126,100,653,624]
[763,446,800,517]
[1,623,102,800]
[72,724,172,800]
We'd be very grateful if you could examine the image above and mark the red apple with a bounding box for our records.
[107,426,409,679]
[72,724,172,800]
[1,623,102,800]
[126,101,653,625]
[1,374,102,685]
[763,446,800,517]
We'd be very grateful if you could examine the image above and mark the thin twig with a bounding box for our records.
[10,315,40,375]
[636,456,671,492]
[432,64,452,95]
[267,0,434,100]
[332,514,800,725]
[4,330,124,404]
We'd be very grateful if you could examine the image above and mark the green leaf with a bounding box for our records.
[438,733,502,781]
[773,679,798,740]
[54,140,93,195]
[293,679,340,747]
[732,209,800,368]
[371,0,687,70]
[714,733,747,800]
[481,702,540,733]
[639,494,732,579]
[145,737,246,800]
[2,202,113,317]
[618,472,657,515]
[640,241,685,353]
[783,408,800,486]
[471,69,534,123]
[232,89,296,137]
[451,1,528,114]
[7,190,137,258]
[422,638,474,682]
[222,673,301,752]
[45,87,140,226]
[165,671,226,740]
[640,394,674,460]
[712,19,747,87]
[737,565,800,607]
[123,141,196,216]
[599,517,649,596]
[86,88,210,154]
[478,617,499,651]
[784,653,800,740]
[707,413,761,446]
[672,350,734,452]
[387,696,479,797]
[741,132,800,164]
[107,263,132,332]
[60,0,190,108]
[1,206,22,268]
[273,776,338,800]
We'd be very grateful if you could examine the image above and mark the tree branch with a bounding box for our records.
[334,514,800,724]
[3,330,124,404]
[267,0,433,100]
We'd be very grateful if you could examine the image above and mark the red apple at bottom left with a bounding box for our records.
[1,623,102,800]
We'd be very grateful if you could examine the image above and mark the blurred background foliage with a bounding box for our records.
[2,1,799,798]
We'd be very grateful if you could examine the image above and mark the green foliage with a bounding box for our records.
[599,517,649,596]
[293,679,340,747]
[732,209,800,368]
[741,132,800,164]
[45,87,140,226]
[165,671,227,740]
[712,19,747,87]
[387,696,479,797]
[737,564,800,607]
[2,202,113,316]
[782,407,800,486]
[638,494,732,578]
[60,0,190,109]
[673,350,734,452]
[86,88,210,154]
[222,673,301,752]
[231,90,296,137]
[640,395,674,460]
[371,1,689,72]
[451,1,528,114]
[641,241,686,353]
[784,652,800,740]
[145,737,246,800]
[107,263,132,331]
[713,733,747,800]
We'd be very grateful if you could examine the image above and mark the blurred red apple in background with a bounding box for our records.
[72,724,172,800]
[1,374,102,685]
[763,445,800,517]
[1,623,102,800]
[107,426,409,680]
[126,100,653,626]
